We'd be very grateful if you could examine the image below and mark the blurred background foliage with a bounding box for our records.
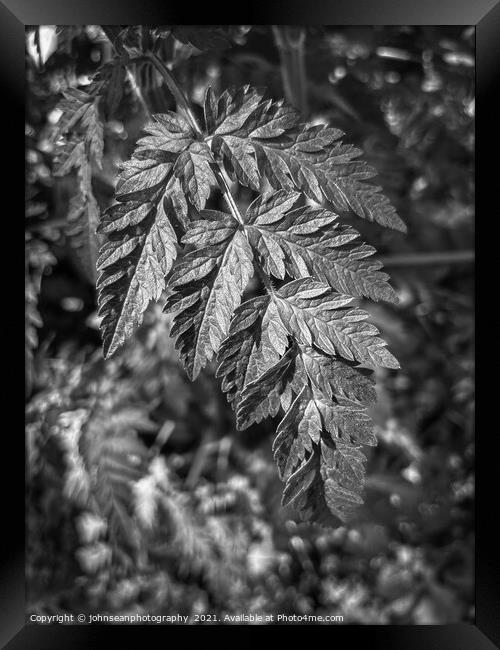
[25,25,474,624]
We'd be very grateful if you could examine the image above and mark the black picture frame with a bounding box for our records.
[11,2,492,647]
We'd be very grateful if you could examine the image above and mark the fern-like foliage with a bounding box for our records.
[53,88,104,282]
[76,405,151,553]
[55,89,104,167]
[27,356,244,604]
[95,77,403,526]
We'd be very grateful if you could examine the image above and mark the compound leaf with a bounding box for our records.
[97,74,404,529]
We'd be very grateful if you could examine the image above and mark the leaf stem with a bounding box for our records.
[143,58,280,296]
[212,168,246,226]
[253,260,276,295]
[147,52,247,226]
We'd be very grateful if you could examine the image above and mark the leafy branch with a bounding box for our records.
[60,28,405,527]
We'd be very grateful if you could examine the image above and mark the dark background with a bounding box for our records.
[25,25,474,625]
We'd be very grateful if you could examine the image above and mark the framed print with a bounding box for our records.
[8,1,494,646]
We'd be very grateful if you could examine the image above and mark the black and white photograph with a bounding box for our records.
[24,23,477,631]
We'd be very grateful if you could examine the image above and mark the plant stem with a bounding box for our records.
[272,26,308,116]
[147,52,203,136]
[125,68,151,120]
[379,250,475,268]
